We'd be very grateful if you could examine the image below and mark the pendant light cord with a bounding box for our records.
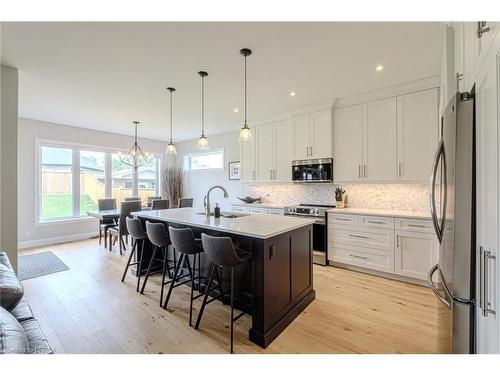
[201,74,205,136]
[244,54,247,127]
[169,90,173,143]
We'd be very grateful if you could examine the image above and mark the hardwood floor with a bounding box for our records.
[20,239,443,354]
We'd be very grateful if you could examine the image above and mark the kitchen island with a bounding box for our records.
[132,208,315,348]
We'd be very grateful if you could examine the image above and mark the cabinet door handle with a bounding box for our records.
[398,162,402,177]
[358,165,362,178]
[269,245,276,260]
[350,254,368,260]
[270,170,272,179]
[483,249,497,317]
[350,234,369,239]
[408,224,425,228]
[364,164,367,178]
[477,21,491,38]
[367,220,385,225]
[310,146,313,156]
[396,235,400,248]
[306,146,309,156]
[253,171,256,180]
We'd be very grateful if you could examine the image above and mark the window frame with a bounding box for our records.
[183,148,225,172]
[35,138,162,224]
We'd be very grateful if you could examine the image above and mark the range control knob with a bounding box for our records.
[288,207,295,213]
[314,209,320,215]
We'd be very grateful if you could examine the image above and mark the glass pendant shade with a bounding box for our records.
[166,142,177,155]
[197,134,209,150]
[239,125,252,143]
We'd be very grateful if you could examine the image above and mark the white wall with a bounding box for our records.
[175,130,245,211]
[1,65,19,270]
[18,117,167,248]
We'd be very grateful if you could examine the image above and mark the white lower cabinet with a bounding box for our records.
[328,212,439,283]
[394,230,439,280]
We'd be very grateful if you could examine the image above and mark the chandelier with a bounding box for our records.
[119,121,152,170]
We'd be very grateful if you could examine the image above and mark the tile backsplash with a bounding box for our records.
[244,183,430,212]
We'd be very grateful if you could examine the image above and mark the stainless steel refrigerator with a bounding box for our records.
[428,90,476,354]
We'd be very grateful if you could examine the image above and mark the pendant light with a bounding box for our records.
[165,87,177,155]
[119,121,152,169]
[196,71,209,150]
[239,48,252,143]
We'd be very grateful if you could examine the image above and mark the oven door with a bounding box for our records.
[292,159,333,183]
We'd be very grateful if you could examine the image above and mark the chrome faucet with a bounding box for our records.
[204,185,229,217]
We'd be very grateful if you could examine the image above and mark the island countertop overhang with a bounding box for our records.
[132,208,315,239]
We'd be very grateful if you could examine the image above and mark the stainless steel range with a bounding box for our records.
[284,204,335,265]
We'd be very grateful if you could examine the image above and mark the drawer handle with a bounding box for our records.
[336,218,351,221]
[350,254,368,260]
[349,234,369,239]
[408,224,426,228]
[367,220,385,224]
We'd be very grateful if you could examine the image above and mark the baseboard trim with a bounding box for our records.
[18,231,98,249]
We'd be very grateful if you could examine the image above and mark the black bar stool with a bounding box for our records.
[163,227,209,326]
[141,221,174,306]
[195,233,252,353]
[121,217,148,292]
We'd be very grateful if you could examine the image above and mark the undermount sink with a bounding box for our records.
[196,212,249,219]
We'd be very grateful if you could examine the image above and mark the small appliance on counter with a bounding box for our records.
[284,203,335,265]
[292,158,333,183]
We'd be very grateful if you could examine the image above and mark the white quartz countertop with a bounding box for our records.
[327,207,431,220]
[230,202,288,209]
[132,208,314,239]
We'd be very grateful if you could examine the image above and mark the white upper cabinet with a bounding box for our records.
[292,114,310,160]
[310,109,333,159]
[240,136,256,182]
[256,124,274,182]
[397,89,439,181]
[474,22,499,78]
[241,119,292,183]
[292,109,332,160]
[362,98,397,182]
[333,105,363,182]
[274,119,292,182]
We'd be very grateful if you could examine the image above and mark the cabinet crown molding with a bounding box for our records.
[333,76,440,110]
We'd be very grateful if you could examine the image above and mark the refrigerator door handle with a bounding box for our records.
[429,138,446,243]
[428,264,451,309]
[483,250,497,317]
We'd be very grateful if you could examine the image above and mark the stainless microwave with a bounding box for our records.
[292,158,333,183]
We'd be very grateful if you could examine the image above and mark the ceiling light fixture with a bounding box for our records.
[290,91,297,97]
[376,65,385,72]
[233,108,239,113]
[120,121,152,169]
[239,48,253,143]
[165,87,177,155]
[196,71,209,151]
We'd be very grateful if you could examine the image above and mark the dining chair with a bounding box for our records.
[108,200,142,255]
[125,197,141,201]
[178,198,194,208]
[97,198,117,248]
[151,199,169,210]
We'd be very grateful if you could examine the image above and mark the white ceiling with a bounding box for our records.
[1,22,442,142]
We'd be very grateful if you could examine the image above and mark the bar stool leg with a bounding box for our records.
[163,253,184,310]
[195,263,216,330]
[121,239,137,283]
[230,266,235,353]
[160,246,168,307]
[140,245,159,294]
[99,228,102,245]
[213,267,226,304]
[189,255,196,326]
[137,239,145,292]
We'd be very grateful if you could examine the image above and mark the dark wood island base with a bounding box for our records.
[133,210,315,349]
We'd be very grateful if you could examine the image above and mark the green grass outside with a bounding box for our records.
[41,194,97,220]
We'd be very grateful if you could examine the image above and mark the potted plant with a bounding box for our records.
[335,187,346,208]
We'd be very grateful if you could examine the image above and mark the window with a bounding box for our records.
[80,150,106,214]
[41,146,73,220]
[184,149,224,171]
[38,141,162,222]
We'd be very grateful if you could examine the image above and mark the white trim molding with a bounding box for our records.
[18,231,98,250]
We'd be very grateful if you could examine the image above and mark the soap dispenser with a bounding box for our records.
[214,203,221,218]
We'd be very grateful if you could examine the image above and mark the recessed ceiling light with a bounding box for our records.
[233,108,239,113]
[290,91,297,97]
[375,65,385,72]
